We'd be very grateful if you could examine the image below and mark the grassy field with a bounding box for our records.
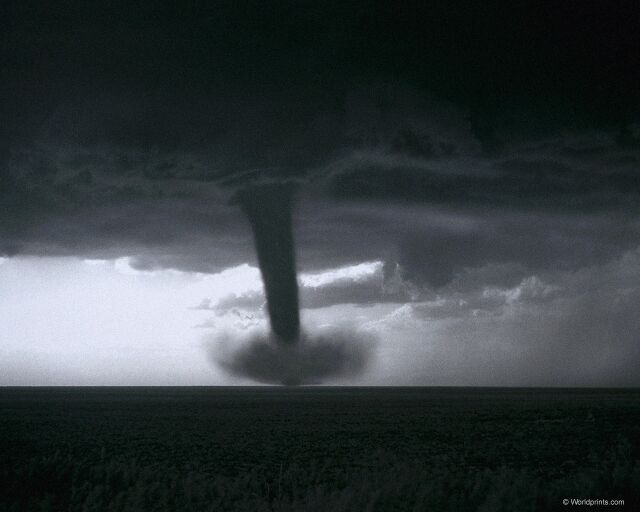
[1,387,639,511]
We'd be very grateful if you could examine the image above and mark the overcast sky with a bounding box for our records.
[1,2,639,385]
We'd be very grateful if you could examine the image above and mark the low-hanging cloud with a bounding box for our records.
[210,327,377,385]
[363,248,640,386]
[197,260,415,315]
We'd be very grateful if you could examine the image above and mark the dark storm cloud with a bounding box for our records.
[2,3,639,295]
[324,132,640,211]
[0,172,252,272]
[395,210,640,289]
[4,114,638,281]
[290,197,640,293]
[4,2,638,173]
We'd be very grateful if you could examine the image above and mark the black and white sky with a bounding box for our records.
[1,1,639,385]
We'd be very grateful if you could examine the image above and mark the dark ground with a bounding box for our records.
[1,387,639,511]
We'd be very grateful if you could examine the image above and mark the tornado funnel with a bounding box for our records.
[236,184,300,344]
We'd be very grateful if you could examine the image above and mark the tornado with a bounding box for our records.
[216,182,376,384]
[236,184,300,344]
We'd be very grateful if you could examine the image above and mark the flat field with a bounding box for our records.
[1,387,639,511]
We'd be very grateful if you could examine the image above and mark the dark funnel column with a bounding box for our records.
[237,184,300,344]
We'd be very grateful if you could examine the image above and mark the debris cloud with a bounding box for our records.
[212,328,376,385]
